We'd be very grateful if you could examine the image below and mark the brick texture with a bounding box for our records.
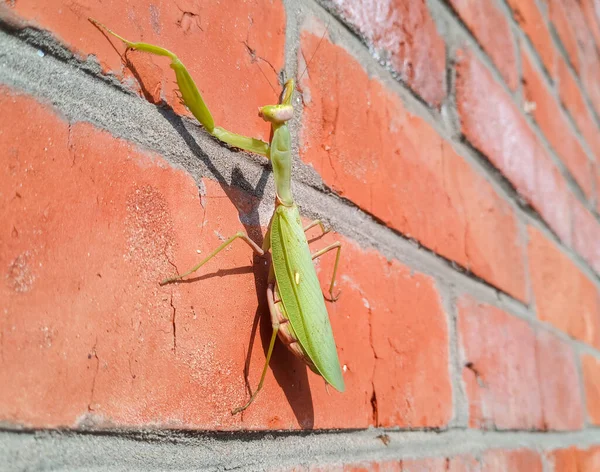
[3,0,600,466]
[556,57,600,162]
[458,297,543,430]
[521,50,592,198]
[528,226,600,348]
[446,0,518,90]
[300,33,526,301]
[456,48,572,244]
[582,354,600,425]
[505,0,556,75]
[329,0,446,107]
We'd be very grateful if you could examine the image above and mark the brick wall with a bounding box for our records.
[2,0,600,470]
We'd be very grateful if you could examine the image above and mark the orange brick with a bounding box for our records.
[300,34,526,301]
[581,0,600,48]
[505,0,556,74]
[481,449,542,472]
[401,458,447,471]
[580,43,600,117]
[457,297,543,430]
[363,255,453,427]
[522,51,592,198]
[0,89,457,430]
[582,354,600,424]
[448,456,480,472]
[548,446,600,471]
[4,0,286,143]
[577,446,600,471]
[547,447,578,471]
[548,0,581,73]
[456,49,572,245]
[557,58,600,162]
[528,226,600,348]
[328,0,446,107]
[572,198,600,275]
[446,0,518,89]
[536,331,584,430]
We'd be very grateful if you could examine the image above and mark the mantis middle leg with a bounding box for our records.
[312,242,342,302]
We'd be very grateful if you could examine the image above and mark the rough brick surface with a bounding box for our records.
[456,49,571,244]
[300,33,526,301]
[549,446,600,471]
[581,0,600,48]
[548,0,581,73]
[505,0,556,75]
[535,330,584,430]
[481,449,542,471]
[446,0,518,90]
[0,89,457,430]
[521,50,592,198]
[557,57,600,162]
[528,226,600,348]
[572,199,600,275]
[4,0,286,143]
[582,354,600,425]
[457,296,543,430]
[329,0,446,107]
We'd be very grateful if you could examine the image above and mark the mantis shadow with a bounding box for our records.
[149,93,316,429]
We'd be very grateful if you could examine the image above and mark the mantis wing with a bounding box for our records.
[270,205,345,392]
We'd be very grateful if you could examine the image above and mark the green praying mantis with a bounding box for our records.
[89,18,345,414]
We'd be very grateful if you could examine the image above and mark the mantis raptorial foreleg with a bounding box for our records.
[160,232,264,285]
[311,242,342,302]
[89,18,270,156]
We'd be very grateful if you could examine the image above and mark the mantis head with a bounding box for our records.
[258,78,295,125]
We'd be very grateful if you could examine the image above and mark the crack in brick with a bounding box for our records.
[87,337,99,412]
[464,361,486,388]
[170,292,177,353]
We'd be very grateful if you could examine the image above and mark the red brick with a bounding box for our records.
[581,0,600,48]
[300,34,526,301]
[456,49,572,245]
[446,0,517,90]
[401,458,447,471]
[457,296,543,430]
[505,0,556,75]
[548,0,581,73]
[547,447,578,471]
[327,0,446,107]
[481,449,542,472]
[577,446,600,471]
[535,331,584,430]
[528,226,600,348]
[522,51,592,198]
[448,456,480,472]
[557,58,600,162]
[582,354,600,424]
[365,256,452,427]
[2,0,286,143]
[572,198,600,275]
[548,446,600,471]
[0,88,455,430]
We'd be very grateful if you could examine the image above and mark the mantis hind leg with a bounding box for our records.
[89,18,269,156]
[160,231,264,285]
[311,242,342,302]
[231,283,280,415]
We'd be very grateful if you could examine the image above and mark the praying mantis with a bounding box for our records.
[89,18,345,414]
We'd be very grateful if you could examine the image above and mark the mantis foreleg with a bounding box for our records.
[311,242,342,302]
[89,18,270,156]
[160,232,264,285]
